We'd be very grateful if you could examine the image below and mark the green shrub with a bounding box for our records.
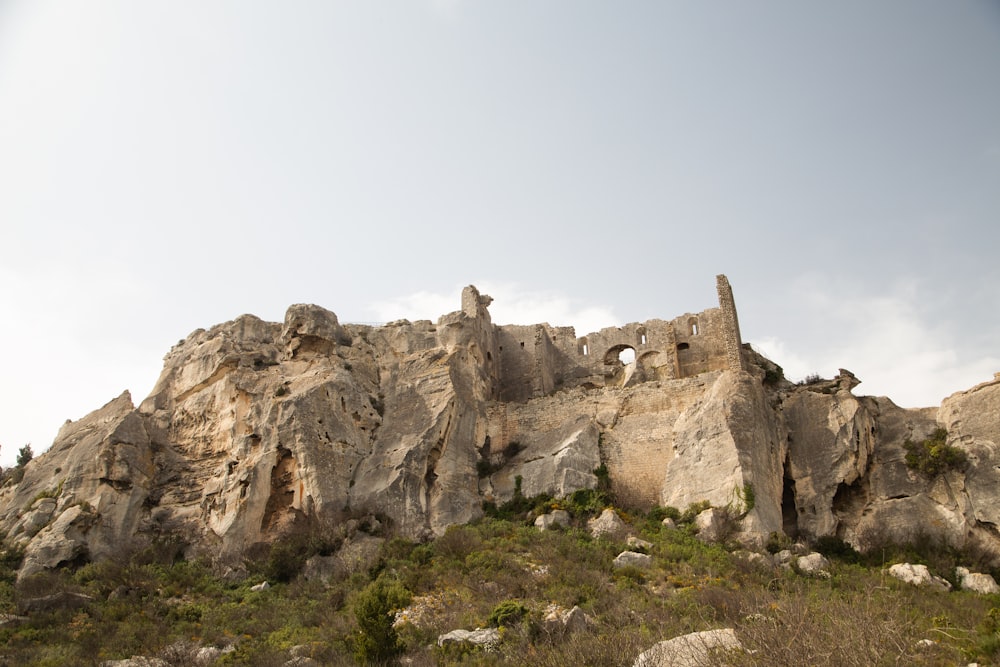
[566,488,611,517]
[488,599,527,628]
[679,500,712,524]
[594,464,611,492]
[903,428,967,476]
[353,577,411,665]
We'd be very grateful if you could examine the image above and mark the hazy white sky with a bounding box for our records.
[2,1,998,467]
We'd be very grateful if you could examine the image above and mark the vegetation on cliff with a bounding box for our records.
[2,494,1000,666]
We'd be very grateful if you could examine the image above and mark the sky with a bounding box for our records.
[1,1,998,467]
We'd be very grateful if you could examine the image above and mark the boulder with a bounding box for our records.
[437,627,500,650]
[535,510,570,531]
[193,647,223,665]
[99,658,170,667]
[693,508,730,543]
[589,508,627,540]
[887,563,952,592]
[543,604,591,635]
[282,658,319,667]
[613,551,652,569]
[627,536,653,551]
[796,552,831,578]
[633,628,743,667]
[773,549,795,566]
[957,567,1000,594]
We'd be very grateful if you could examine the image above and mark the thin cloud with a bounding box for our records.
[369,282,621,336]
[749,280,1000,408]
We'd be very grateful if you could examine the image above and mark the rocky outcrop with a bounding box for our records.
[437,627,500,650]
[633,628,743,667]
[887,563,952,592]
[2,280,999,577]
[956,566,1000,594]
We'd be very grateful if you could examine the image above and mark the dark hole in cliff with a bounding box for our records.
[261,446,300,533]
[782,476,798,539]
[677,342,690,351]
[832,480,867,531]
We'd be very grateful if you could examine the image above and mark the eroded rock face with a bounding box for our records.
[2,282,1000,577]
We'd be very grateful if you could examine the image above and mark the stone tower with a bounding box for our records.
[716,274,745,372]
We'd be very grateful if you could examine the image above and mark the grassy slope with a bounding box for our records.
[2,501,999,666]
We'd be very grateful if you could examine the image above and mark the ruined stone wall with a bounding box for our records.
[492,276,744,398]
[670,307,731,378]
[497,325,544,402]
[716,274,746,372]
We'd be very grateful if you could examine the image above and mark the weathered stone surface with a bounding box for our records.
[17,505,97,581]
[888,563,952,591]
[437,627,500,649]
[589,508,627,540]
[957,566,1000,594]
[613,551,652,568]
[633,628,743,667]
[535,510,570,531]
[490,416,602,502]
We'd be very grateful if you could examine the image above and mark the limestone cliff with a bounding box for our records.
[2,278,999,577]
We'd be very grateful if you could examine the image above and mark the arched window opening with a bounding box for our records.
[583,344,589,355]
[688,317,699,335]
[579,338,589,356]
[677,342,690,351]
[604,344,636,366]
[636,327,647,346]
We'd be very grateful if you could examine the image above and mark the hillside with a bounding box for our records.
[1,501,999,665]
[2,276,999,580]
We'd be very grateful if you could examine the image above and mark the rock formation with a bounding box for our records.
[2,276,999,577]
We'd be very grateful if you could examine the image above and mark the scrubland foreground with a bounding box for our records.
[2,493,1000,666]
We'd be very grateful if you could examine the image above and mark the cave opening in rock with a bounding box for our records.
[782,475,799,539]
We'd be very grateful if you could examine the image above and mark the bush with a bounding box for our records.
[903,428,967,476]
[488,599,527,628]
[680,500,712,524]
[353,577,411,665]
[813,535,862,563]
[16,445,33,468]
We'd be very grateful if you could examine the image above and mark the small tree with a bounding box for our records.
[353,577,411,665]
[16,444,33,468]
